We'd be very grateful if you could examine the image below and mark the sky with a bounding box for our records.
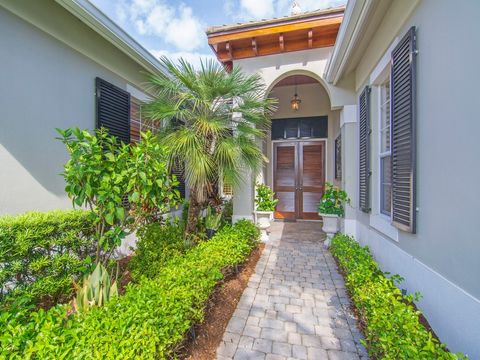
[90,0,346,67]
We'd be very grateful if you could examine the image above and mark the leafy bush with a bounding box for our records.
[128,220,188,281]
[205,206,222,230]
[0,220,260,359]
[0,210,95,310]
[318,182,350,216]
[56,128,180,264]
[330,234,465,360]
[221,199,233,225]
[255,183,278,211]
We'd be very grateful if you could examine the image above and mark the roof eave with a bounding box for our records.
[55,0,164,75]
[324,0,378,85]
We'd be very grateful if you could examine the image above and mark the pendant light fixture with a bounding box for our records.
[291,77,301,111]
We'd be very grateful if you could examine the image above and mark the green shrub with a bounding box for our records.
[0,210,95,310]
[330,234,466,360]
[0,220,259,359]
[318,182,350,216]
[128,220,188,281]
[255,183,278,211]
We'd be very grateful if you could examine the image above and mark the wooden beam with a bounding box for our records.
[252,37,258,56]
[208,16,342,45]
[308,29,313,48]
[279,33,285,52]
[226,41,233,60]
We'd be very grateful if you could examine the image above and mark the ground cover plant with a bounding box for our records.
[0,220,260,359]
[330,234,466,360]
[0,210,95,311]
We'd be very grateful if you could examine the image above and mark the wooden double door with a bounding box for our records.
[273,141,325,220]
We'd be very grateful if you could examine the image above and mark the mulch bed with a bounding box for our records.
[178,243,265,360]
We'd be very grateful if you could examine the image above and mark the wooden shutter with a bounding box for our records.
[96,77,130,143]
[391,27,417,233]
[359,86,371,212]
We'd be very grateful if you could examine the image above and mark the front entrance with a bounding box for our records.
[273,141,325,220]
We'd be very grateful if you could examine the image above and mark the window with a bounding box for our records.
[271,116,328,140]
[379,78,392,216]
[335,134,342,180]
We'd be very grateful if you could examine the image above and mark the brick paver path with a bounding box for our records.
[217,222,368,360]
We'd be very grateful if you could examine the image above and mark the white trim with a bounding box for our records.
[340,104,357,127]
[126,84,152,102]
[354,220,480,358]
[55,0,164,74]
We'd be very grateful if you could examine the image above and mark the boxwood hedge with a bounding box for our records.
[0,219,259,359]
[0,210,96,310]
[330,234,466,360]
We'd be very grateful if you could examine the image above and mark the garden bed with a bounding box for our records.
[180,243,264,360]
[330,234,465,360]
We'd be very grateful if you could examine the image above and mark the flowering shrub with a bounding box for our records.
[318,182,350,216]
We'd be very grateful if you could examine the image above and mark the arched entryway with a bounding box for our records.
[264,74,341,221]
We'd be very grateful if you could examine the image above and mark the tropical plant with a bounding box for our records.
[255,183,278,211]
[73,263,118,312]
[205,206,222,230]
[143,57,277,235]
[318,182,350,216]
[56,128,180,264]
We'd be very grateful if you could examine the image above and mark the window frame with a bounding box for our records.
[378,75,392,218]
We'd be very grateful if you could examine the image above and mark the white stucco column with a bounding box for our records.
[340,104,358,237]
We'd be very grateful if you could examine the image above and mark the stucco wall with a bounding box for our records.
[0,4,148,215]
[344,0,480,356]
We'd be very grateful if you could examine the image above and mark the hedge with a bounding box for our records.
[330,234,466,360]
[0,219,259,359]
[0,210,96,310]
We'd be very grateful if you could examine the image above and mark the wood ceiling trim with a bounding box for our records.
[208,16,342,45]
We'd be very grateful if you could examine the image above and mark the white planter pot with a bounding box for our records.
[319,213,339,247]
[254,211,274,242]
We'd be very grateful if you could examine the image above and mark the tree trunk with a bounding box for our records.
[186,189,201,235]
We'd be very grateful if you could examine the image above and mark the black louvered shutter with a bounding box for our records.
[96,77,130,143]
[391,27,417,233]
[172,163,186,199]
[359,86,371,212]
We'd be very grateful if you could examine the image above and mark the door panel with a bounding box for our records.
[273,141,325,220]
[273,143,297,220]
[299,142,325,220]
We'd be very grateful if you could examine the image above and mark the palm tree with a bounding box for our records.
[143,57,277,235]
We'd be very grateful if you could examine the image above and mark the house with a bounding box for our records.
[0,0,171,216]
[207,0,480,357]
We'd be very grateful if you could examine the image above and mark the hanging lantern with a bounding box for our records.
[291,81,301,111]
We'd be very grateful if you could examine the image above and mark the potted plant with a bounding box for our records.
[318,182,350,247]
[254,183,278,242]
[205,206,222,239]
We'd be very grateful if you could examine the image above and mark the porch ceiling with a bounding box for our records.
[206,7,344,66]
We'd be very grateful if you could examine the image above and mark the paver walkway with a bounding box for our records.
[217,222,368,360]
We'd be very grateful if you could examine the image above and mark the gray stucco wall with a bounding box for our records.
[0,3,148,215]
[346,0,480,356]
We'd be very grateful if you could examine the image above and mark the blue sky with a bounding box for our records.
[90,0,346,66]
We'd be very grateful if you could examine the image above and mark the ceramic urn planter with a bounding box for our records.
[254,211,274,242]
[319,213,339,247]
